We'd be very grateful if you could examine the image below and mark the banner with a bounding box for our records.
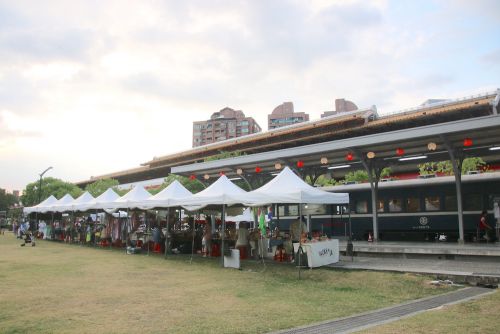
[300,239,339,268]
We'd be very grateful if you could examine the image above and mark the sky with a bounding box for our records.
[1,0,499,192]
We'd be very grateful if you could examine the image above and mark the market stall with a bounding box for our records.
[244,167,349,270]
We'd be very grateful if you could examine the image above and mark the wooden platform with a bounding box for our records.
[339,240,500,260]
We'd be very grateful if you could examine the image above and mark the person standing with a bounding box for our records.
[202,224,212,257]
[478,210,493,242]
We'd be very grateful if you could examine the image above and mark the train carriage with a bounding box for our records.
[272,172,500,242]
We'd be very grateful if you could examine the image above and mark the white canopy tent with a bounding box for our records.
[245,167,349,206]
[111,185,152,210]
[171,174,250,265]
[70,191,96,212]
[52,191,95,212]
[172,175,248,210]
[226,207,255,223]
[23,195,58,214]
[142,180,193,209]
[81,188,120,211]
[41,194,74,213]
[243,167,349,273]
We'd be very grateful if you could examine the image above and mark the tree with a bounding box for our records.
[21,177,84,207]
[418,157,487,176]
[305,175,338,187]
[462,157,487,174]
[85,178,120,197]
[0,188,17,212]
[343,167,391,184]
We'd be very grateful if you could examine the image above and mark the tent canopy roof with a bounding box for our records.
[246,167,349,205]
[172,175,248,209]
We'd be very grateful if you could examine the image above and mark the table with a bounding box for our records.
[294,239,339,268]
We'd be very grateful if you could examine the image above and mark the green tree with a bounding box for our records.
[0,188,17,212]
[305,175,338,187]
[85,178,120,197]
[462,157,487,174]
[418,157,487,176]
[21,177,84,207]
[7,207,23,221]
[344,170,369,183]
[343,167,391,183]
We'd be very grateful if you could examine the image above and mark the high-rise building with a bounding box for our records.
[321,98,358,118]
[192,107,262,147]
[267,102,309,130]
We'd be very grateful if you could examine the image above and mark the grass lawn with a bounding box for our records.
[361,287,500,334]
[1,232,457,334]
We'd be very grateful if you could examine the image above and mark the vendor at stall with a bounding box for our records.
[202,224,212,257]
[235,222,249,259]
[290,216,307,243]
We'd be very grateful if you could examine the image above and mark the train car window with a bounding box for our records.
[388,199,402,212]
[278,205,285,217]
[464,193,482,211]
[406,197,420,212]
[425,196,440,211]
[356,200,368,213]
[377,199,385,213]
[444,195,457,211]
[288,205,299,216]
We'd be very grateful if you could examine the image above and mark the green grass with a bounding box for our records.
[360,289,500,334]
[0,233,456,334]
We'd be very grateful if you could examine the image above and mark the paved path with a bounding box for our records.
[270,287,494,334]
[339,240,500,257]
[332,255,500,277]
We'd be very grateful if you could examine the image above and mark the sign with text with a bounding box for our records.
[299,239,339,268]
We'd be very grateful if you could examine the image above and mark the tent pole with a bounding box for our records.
[94,209,98,248]
[260,207,266,266]
[146,210,150,256]
[125,208,129,254]
[276,204,280,230]
[51,212,54,241]
[72,210,76,245]
[348,204,353,262]
[190,212,197,264]
[117,211,120,249]
[165,208,170,259]
[298,204,303,280]
[221,205,225,267]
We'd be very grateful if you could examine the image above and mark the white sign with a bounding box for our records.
[224,249,240,269]
[298,240,339,268]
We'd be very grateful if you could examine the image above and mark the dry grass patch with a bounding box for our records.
[1,233,455,333]
[360,289,500,334]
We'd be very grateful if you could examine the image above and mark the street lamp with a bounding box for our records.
[38,166,53,204]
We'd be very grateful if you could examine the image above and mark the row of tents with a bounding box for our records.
[24,167,349,214]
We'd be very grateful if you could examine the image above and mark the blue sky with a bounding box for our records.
[0,0,499,192]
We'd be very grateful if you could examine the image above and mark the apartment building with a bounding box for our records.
[192,107,262,147]
[267,102,309,130]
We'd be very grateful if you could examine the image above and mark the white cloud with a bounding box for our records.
[0,0,499,192]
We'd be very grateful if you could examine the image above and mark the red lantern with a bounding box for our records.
[463,138,473,147]
[396,148,405,156]
[345,152,353,161]
[297,160,304,168]
[255,166,262,173]
[189,174,196,180]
